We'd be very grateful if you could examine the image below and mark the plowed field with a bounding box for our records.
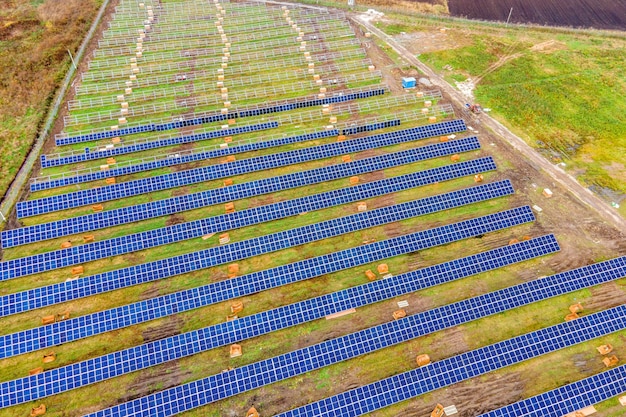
[447,0,626,30]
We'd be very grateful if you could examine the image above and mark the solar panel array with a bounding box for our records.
[275,304,626,417]
[0,235,559,406]
[4,1,598,414]
[0,181,517,358]
[19,120,467,218]
[341,119,400,135]
[54,88,386,146]
[41,121,280,169]
[2,158,498,279]
[479,365,626,417]
[1,191,529,326]
[4,137,479,248]
[35,119,401,191]
[80,258,626,417]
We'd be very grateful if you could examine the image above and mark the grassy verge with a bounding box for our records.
[0,0,101,198]
[371,13,626,205]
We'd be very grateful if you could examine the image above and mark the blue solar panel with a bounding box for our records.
[0,181,518,358]
[479,365,626,417]
[36,120,399,190]
[275,304,626,417]
[54,88,386,146]
[341,120,400,136]
[76,258,626,417]
[1,158,498,280]
[42,122,280,170]
[0,206,535,327]
[0,235,559,406]
[54,124,156,146]
[18,120,467,218]
[4,136,478,248]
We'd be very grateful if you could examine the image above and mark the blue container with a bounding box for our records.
[402,77,416,89]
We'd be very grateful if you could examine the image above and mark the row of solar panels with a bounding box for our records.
[277,302,626,417]
[40,121,279,169]
[34,120,400,191]
[41,117,400,172]
[18,120,467,218]
[0,233,559,406]
[55,87,387,146]
[0,153,486,319]
[2,140,485,280]
[0,177,509,358]
[3,121,435,249]
[480,362,626,416]
[77,255,626,417]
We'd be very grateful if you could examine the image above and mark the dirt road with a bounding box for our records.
[352,14,626,233]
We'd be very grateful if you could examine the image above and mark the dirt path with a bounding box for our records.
[352,14,626,234]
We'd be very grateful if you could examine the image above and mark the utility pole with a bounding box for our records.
[505,7,513,26]
[67,49,77,70]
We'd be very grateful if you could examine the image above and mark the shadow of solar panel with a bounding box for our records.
[4,135,476,248]
[2,159,498,279]
[75,260,626,417]
[17,120,466,218]
[0,235,558,406]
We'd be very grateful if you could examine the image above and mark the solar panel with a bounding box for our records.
[0,206,535,327]
[0,235,558,406]
[76,260,626,417]
[0,181,518,358]
[4,136,478,248]
[1,159,499,279]
[275,304,626,417]
[341,120,400,136]
[18,120,467,218]
[55,88,385,146]
[41,122,280,170]
[479,365,626,417]
[36,120,399,191]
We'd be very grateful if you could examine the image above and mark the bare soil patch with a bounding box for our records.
[119,360,191,404]
[165,212,186,226]
[142,315,185,343]
[586,282,626,311]
[391,372,525,417]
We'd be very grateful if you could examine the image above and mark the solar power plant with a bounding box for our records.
[2,157,496,278]
[0,236,559,406]
[2,0,625,416]
[74,261,626,417]
[0,184,506,353]
[1,199,531,320]
[6,129,467,248]
[17,120,467,218]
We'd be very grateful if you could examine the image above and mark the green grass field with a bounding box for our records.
[369,13,626,216]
